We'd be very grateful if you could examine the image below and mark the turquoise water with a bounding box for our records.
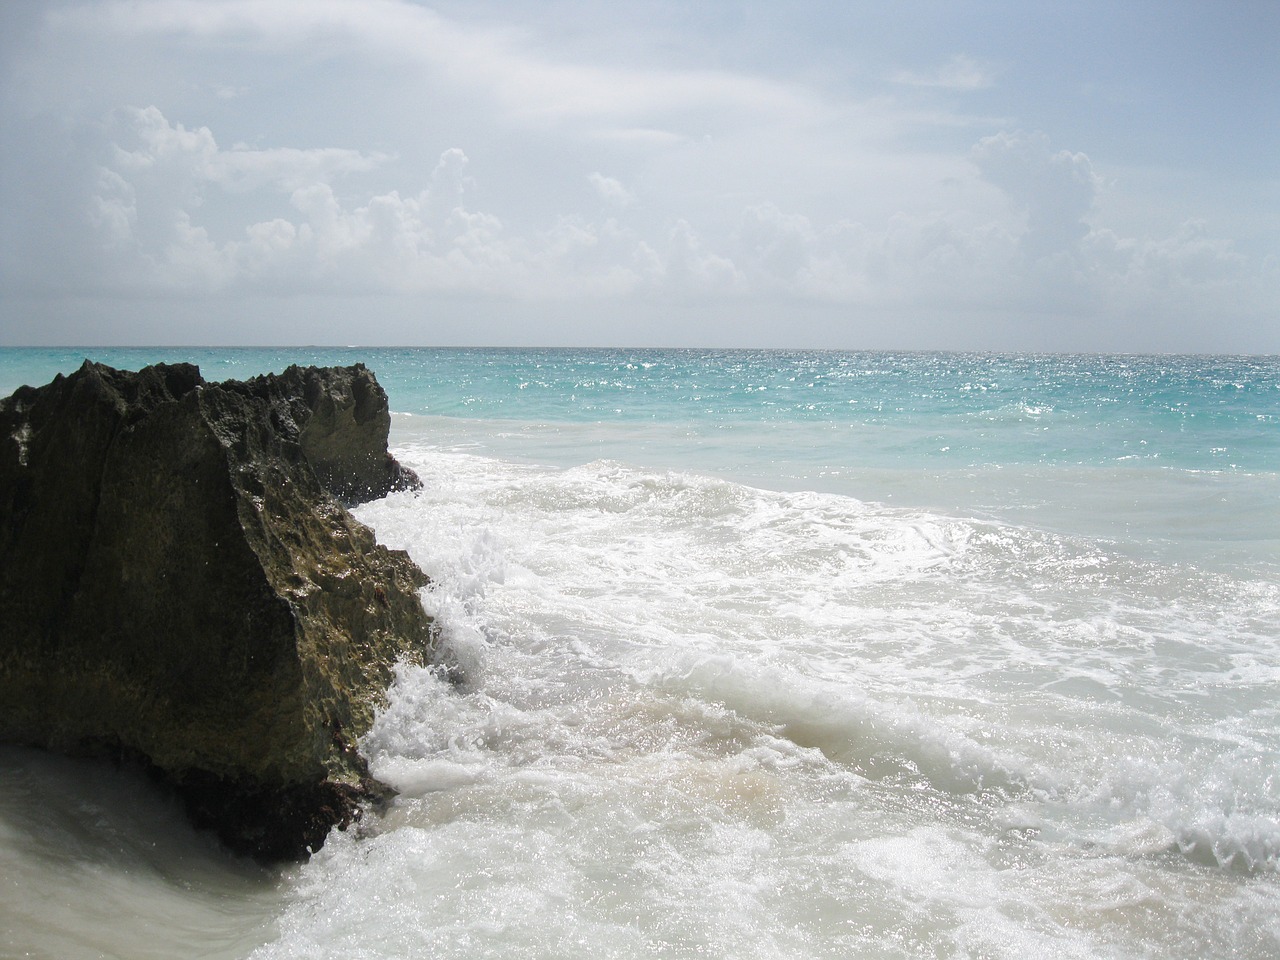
[5,348,1275,470]
[2,347,1279,958]
[4,347,1277,563]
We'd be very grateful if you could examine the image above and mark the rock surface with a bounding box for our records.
[0,361,434,860]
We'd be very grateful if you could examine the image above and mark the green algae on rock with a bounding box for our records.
[0,361,435,860]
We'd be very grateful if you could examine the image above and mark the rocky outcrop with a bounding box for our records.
[274,363,422,506]
[0,361,434,860]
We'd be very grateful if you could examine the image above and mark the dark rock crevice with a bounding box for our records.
[0,361,435,861]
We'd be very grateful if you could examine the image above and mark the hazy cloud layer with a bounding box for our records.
[892,54,996,91]
[2,0,1276,350]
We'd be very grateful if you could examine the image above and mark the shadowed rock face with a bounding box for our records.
[0,361,434,860]
[272,363,422,506]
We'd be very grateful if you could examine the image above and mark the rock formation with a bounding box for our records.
[0,361,435,860]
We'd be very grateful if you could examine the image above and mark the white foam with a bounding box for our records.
[316,446,1280,957]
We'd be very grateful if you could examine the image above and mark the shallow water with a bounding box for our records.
[1,348,1277,958]
[0,747,284,959]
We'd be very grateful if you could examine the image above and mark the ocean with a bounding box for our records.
[1,347,1277,958]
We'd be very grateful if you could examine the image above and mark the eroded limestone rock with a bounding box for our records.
[0,361,434,860]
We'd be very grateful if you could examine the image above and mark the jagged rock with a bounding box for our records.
[0,361,435,860]
[270,363,422,506]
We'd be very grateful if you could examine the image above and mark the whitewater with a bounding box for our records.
[1,348,1277,958]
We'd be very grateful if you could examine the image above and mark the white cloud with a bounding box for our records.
[4,1,1273,349]
[90,107,674,299]
[892,55,996,91]
[112,106,387,192]
[89,168,137,248]
[1084,220,1250,309]
[721,130,1265,323]
[588,173,635,208]
[664,220,745,295]
[730,202,1016,307]
[971,130,1099,260]
[65,0,818,137]
[85,105,1271,329]
[736,203,818,285]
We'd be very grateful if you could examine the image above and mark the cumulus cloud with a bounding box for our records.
[112,106,387,192]
[588,173,636,208]
[88,107,728,299]
[961,130,1259,321]
[89,167,137,248]
[5,0,1275,349]
[83,104,1268,330]
[81,106,390,292]
[971,130,1100,261]
[665,220,744,295]
[715,127,1267,329]
[732,202,1016,307]
[1084,220,1250,310]
[737,203,815,282]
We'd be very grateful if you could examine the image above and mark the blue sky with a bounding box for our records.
[1,0,1276,351]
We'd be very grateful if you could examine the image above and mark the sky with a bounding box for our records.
[1,0,1277,351]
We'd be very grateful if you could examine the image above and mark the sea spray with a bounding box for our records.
[251,438,1279,958]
